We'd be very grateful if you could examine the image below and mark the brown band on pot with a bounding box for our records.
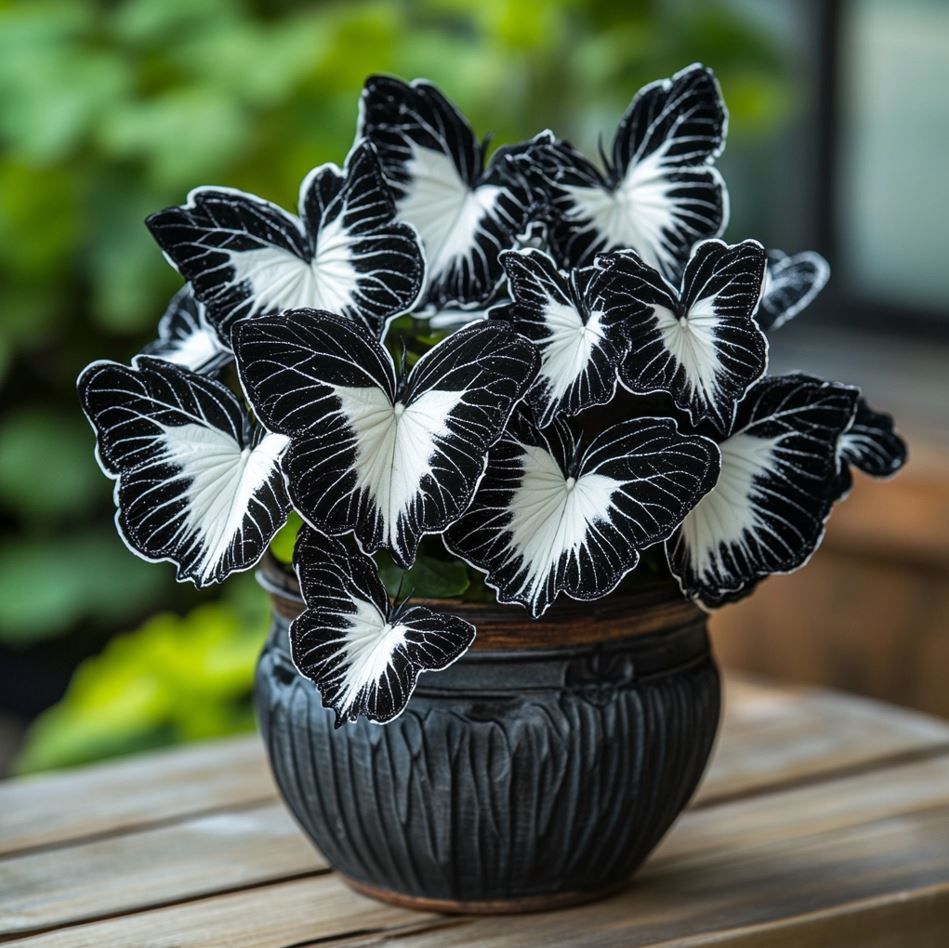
[260,554,704,651]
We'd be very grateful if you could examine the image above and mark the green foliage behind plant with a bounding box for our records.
[15,575,268,773]
[0,0,790,770]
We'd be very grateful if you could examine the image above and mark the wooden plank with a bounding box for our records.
[368,804,949,946]
[3,674,947,861]
[0,804,324,938]
[13,757,949,948]
[0,736,275,857]
[6,751,949,943]
[696,675,949,805]
[1,671,945,941]
[675,884,949,947]
[328,887,949,948]
[711,535,949,721]
[9,875,444,948]
[657,754,949,867]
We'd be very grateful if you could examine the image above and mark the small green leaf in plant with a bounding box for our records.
[269,511,303,564]
[376,544,470,599]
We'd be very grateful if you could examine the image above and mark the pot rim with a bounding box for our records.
[258,553,704,651]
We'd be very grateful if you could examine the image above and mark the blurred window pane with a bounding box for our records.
[839,0,949,313]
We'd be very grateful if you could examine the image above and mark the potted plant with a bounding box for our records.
[78,64,906,913]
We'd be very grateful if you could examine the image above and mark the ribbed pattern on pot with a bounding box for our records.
[255,620,720,903]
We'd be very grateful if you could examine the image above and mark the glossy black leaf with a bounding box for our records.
[618,239,768,435]
[533,63,728,283]
[358,75,538,311]
[147,141,424,343]
[78,357,290,587]
[291,526,475,725]
[234,310,539,568]
[666,373,859,607]
[446,414,719,617]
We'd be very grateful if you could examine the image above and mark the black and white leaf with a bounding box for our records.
[445,414,720,617]
[618,239,768,434]
[666,373,859,607]
[146,141,424,344]
[138,286,232,375]
[77,356,291,587]
[533,63,728,282]
[358,75,537,311]
[290,526,475,726]
[426,305,493,331]
[833,397,908,496]
[492,248,645,427]
[756,249,830,331]
[233,309,539,568]
[425,223,551,331]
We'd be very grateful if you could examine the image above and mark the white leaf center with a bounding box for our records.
[538,302,606,404]
[163,328,225,372]
[679,432,776,579]
[654,297,720,403]
[562,144,674,272]
[333,384,466,547]
[398,143,500,279]
[161,424,289,583]
[338,597,407,717]
[506,443,619,604]
[227,213,359,314]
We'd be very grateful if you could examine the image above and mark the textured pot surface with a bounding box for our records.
[254,557,721,912]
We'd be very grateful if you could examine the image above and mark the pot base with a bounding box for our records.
[339,872,624,915]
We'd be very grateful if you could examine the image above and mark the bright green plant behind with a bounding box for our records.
[1,0,789,771]
[15,576,268,773]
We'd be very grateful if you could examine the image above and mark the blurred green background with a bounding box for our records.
[0,0,816,773]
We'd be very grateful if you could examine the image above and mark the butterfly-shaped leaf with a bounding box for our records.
[291,526,475,726]
[833,397,907,497]
[445,414,719,617]
[533,63,728,282]
[138,286,232,375]
[146,141,424,344]
[666,373,859,607]
[492,248,646,428]
[358,75,537,311]
[233,309,538,568]
[618,239,768,435]
[78,357,291,587]
[756,249,830,331]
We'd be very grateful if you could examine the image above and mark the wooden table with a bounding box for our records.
[3,674,949,947]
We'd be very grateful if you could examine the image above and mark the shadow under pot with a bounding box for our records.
[253,554,720,914]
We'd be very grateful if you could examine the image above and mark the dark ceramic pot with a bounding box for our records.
[254,555,720,914]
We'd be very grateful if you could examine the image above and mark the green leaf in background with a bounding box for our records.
[84,172,181,333]
[0,5,128,163]
[14,579,268,774]
[0,409,103,522]
[112,0,239,46]
[0,532,170,646]
[168,14,327,109]
[98,89,251,190]
[0,161,78,281]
